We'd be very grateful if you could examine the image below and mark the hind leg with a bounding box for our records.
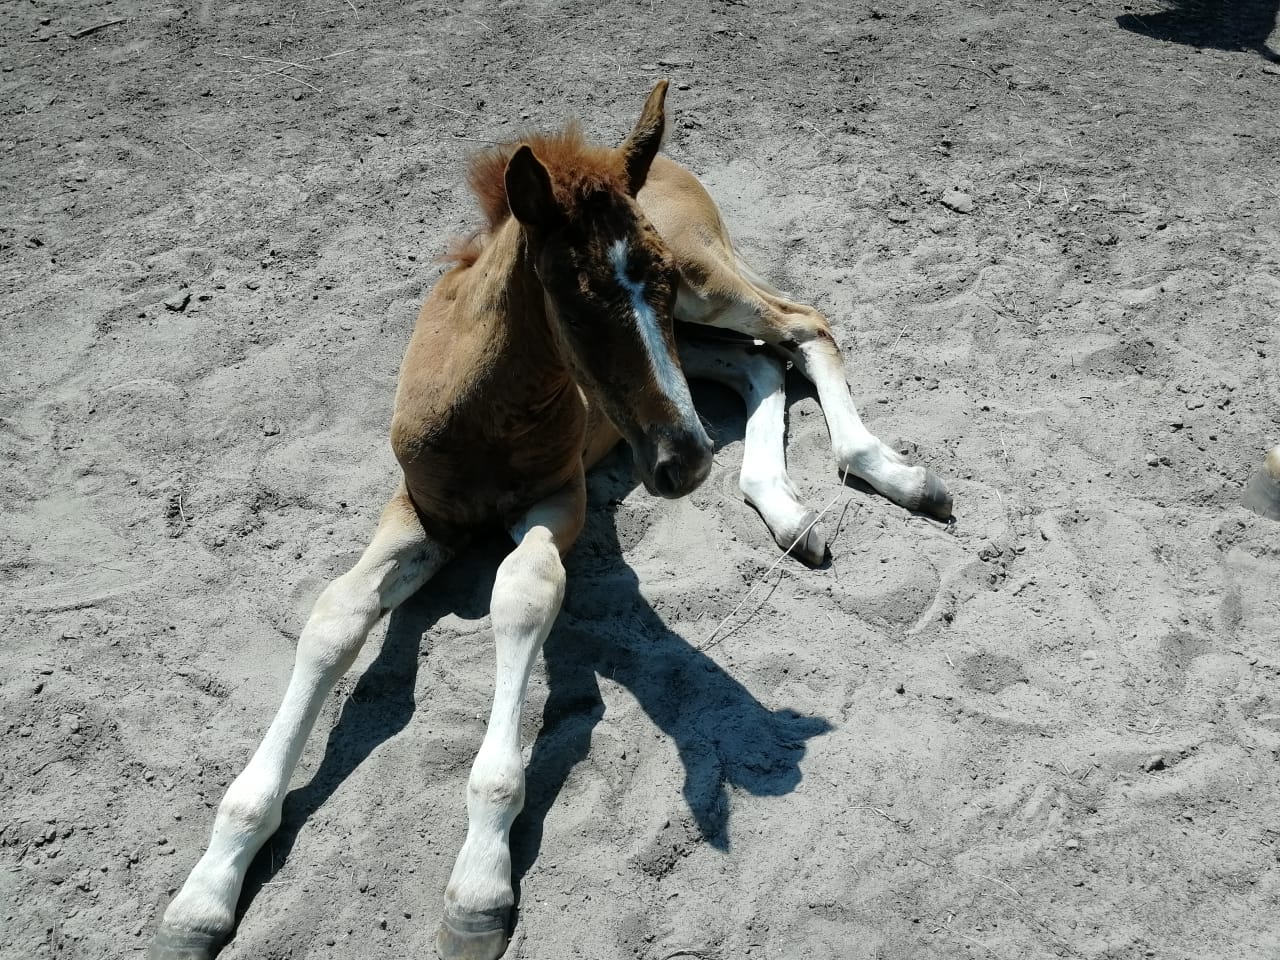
[149,488,451,959]
[767,297,953,520]
[676,274,952,520]
[677,336,827,564]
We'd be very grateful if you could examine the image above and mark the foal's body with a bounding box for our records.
[149,83,951,960]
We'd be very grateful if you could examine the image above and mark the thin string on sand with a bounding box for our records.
[212,48,355,92]
[176,136,221,172]
[700,467,850,652]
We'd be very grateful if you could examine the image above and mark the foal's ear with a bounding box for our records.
[619,79,669,195]
[505,145,561,228]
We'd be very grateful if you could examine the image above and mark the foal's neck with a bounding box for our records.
[483,219,571,380]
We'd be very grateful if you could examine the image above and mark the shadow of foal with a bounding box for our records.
[235,384,832,946]
[235,544,501,926]
[513,450,833,890]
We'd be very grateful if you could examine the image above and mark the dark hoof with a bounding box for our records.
[779,510,828,566]
[914,469,953,521]
[436,906,511,960]
[148,925,223,960]
[1242,446,1280,521]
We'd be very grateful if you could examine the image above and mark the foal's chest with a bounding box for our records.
[390,350,587,537]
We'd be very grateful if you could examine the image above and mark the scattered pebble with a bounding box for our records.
[261,418,280,437]
[940,187,974,214]
[1064,838,1080,850]
[894,682,906,695]
[163,291,190,312]
[245,278,260,290]
[1142,754,1165,772]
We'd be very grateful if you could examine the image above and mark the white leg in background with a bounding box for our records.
[436,481,584,960]
[676,274,951,520]
[782,333,951,519]
[677,338,827,563]
[150,493,449,960]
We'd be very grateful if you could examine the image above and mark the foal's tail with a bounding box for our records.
[733,246,793,300]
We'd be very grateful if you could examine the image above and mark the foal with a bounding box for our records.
[149,82,951,960]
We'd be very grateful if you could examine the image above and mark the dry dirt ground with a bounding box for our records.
[4,1,1280,959]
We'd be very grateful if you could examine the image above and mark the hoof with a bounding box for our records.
[1242,446,1280,521]
[913,469,953,521]
[148,925,223,960]
[436,906,511,960]
[779,510,828,566]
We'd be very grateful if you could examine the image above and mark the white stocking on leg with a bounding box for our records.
[150,492,449,960]
[782,330,952,519]
[436,482,584,960]
[677,337,827,563]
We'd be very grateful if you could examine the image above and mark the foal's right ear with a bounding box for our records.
[619,79,669,195]
[505,145,561,229]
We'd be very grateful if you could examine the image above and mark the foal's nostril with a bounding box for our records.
[653,459,681,498]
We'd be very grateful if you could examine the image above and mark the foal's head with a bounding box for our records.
[475,81,713,498]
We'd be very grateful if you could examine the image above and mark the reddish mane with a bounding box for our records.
[445,123,627,268]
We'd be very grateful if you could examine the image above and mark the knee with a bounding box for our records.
[490,533,564,632]
[467,763,525,813]
[782,311,840,352]
[218,777,282,835]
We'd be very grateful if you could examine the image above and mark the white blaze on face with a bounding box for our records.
[608,239,697,420]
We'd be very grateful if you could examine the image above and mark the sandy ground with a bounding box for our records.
[4,1,1280,959]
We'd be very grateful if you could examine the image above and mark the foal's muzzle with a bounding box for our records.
[639,424,714,499]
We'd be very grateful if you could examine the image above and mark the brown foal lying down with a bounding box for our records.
[148,81,952,960]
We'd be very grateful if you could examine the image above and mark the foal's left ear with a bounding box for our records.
[505,145,562,229]
[619,79,669,196]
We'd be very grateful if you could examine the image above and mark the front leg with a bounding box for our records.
[150,490,449,959]
[436,480,585,960]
